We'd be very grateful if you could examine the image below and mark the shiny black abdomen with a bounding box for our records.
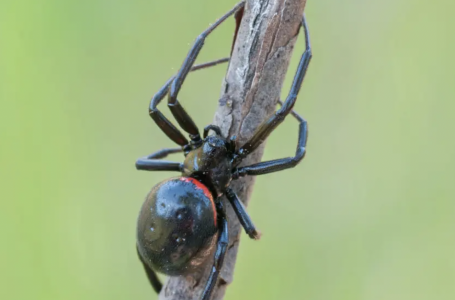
[137,177,218,276]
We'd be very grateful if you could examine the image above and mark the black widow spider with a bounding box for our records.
[135,2,312,300]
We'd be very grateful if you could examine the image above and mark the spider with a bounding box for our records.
[135,2,312,300]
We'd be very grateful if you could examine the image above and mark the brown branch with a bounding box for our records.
[158,0,307,299]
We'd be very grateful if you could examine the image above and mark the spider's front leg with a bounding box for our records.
[233,103,307,177]
[231,14,312,175]
[148,58,230,150]
[135,147,183,172]
[166,1,245,145]
[147,1,243,149]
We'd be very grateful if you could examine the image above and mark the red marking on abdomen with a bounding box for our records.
[179,177,217,226]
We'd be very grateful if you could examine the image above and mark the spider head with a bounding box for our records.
[202,135,229,158]
[202,124,236,155]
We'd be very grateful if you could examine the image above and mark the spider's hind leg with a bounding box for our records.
[137,245,163,294]
[225,188,261,239]
[200,202,229,300]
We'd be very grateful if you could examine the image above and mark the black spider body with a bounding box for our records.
[135,2,313,300]
[137,135,235,277]
[137,177,217,276]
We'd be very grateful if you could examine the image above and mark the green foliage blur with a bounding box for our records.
[1,0,454,299]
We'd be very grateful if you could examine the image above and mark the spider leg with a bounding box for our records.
[167,2,245,146]
[225,188,260,240]
[149,58,230,149]
[232,102,307,177]
[203,125,223,138]
[232,14,312,166]
[200,202,229,300]
[137,245,162,294]
[136,147,183,172]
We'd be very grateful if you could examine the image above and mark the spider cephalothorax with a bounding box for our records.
[181,128,235,197]
[135,2,312,300]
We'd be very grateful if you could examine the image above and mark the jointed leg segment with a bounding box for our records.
[233,100,307,177]
[148,58,230,149]
[137,246,163,294]
[136,147,183,172]
[226,188,261,239]
[200,202,229,300]
[159,1,244,146]
[232,15,312,167]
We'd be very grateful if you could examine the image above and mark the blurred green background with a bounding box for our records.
[1,0,454,299]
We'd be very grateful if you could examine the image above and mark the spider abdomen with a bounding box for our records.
[136,177,218,276]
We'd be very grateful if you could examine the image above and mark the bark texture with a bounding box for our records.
[159,0,307,299]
